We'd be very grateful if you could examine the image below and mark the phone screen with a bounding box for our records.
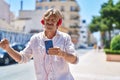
[44,40,53,54]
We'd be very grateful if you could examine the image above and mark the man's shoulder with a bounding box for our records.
[31,32,43,39]
[58,31,69,37]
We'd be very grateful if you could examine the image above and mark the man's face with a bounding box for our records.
[44,15,58,31]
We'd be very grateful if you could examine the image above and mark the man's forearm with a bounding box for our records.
[61,51,78,64]
[6,46,22,62]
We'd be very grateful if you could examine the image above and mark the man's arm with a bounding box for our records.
[60,51,78,64]
[0,39,21,62]
[48,48,78,64]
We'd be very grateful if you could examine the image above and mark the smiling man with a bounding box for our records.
[0,8,78,80]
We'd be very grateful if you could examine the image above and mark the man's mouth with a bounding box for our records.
[47,23,54,26]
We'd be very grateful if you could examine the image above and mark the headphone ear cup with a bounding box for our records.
[57,19,62,26]
[41,19,45,25]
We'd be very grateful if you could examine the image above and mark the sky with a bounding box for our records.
[5,0,119,24]
[77,0,118,24]
[5,0,111,24]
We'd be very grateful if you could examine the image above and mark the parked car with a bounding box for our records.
[78,45,87,49]
[0,43,25,65]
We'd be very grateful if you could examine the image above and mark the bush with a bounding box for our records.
[110,35,120,50]
[104,49,120,54]
[104,40,110,49]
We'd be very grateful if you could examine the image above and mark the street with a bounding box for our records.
[70,49,120,80]
[0,60,36,80]
[1,49,120,80]
[0,49,90,80]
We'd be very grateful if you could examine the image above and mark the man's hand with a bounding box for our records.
[48,48,63,57]
[0,38,10,50]
[0,39,22,62]
[48,47,78,64]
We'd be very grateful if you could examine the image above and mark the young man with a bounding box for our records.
[0,8,78,80]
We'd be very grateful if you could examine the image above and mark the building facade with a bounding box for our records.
[0,0,14,23]
[0,0,10,23]
[36,0,80,46]
[36,0,80,29]
[11,10,46,33]
[0,0,15,31]
[78,20,97,48]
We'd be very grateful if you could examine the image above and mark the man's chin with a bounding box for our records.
[46,25,54,28]
[46,27,54,31]
[46,24,54,26]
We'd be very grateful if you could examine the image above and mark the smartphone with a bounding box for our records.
[44,40,53,54]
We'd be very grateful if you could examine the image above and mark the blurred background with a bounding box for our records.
[0,0,120,80]
[1,0,120,50]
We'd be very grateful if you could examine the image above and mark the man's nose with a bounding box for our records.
[48,20,53,23]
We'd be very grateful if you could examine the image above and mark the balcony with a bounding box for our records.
[70,6,80,12]
[70,24,80,28]
[70,15,79,20]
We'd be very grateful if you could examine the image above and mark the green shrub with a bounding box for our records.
[110,35,120,50]
[104,40,110,49]
[104,49,120,54]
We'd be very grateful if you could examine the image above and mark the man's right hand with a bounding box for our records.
[0,38,10,51]
[0,39,22,62]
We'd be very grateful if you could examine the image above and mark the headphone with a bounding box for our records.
[40,19,62,26]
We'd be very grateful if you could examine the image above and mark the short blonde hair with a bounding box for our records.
[43,8,63,21]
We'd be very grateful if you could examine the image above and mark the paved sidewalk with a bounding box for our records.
[69,49,120,80]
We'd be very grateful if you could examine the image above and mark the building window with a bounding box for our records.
[70,15,79,20]
[81,31,85,33]
[60,0,66,1]
[70,6,79,11]
[37,0,49,2]
[84,42,87,44]
[60,6,64,11]
[51,6,55,8]
[79,26,82,28]
[70,6,75,11]
[83,36,86,38]
[45,6,49,10]
[37,0,42,2]
[36,6,43,10]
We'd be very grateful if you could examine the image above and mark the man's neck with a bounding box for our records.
[45,30,56,39]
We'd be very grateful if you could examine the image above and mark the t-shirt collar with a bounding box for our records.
[42,30,60,39]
